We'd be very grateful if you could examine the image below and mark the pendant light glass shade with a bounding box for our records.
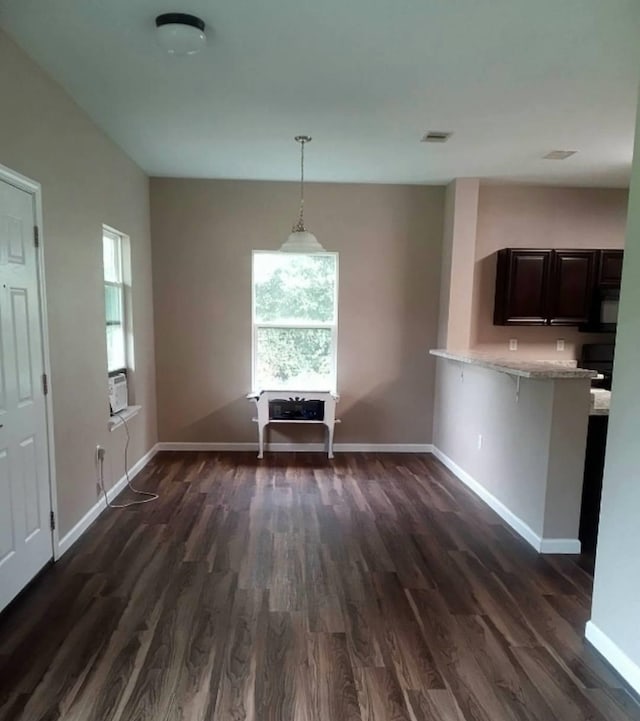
[280,136,325,252]
[281,229,324,252]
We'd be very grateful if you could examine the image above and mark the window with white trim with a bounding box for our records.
[102,227,128,373]
[252,251,338,392]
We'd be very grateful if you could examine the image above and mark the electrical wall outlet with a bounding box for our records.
[509,338,518,351]
[556,339,565,352]
[96,445,105,462]
[477,434,483,450]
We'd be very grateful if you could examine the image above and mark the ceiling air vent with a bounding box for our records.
[543,150,577,160]
[421,131,453,143]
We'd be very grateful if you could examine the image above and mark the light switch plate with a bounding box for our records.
[556,339,565,352]
[509,338,518,351]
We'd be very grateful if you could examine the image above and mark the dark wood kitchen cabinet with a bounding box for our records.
[548,250,597,325]
[493,247,616,327]
[597,249,624,288]
[493,249,551,325]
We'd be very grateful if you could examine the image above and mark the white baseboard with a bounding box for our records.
[157,442,256,452]
[586,621,640,695]
[338,443,434,453]
[156,442,434,454]
[431,446,580,555]
[539,538,582,554]
[55,443,159,559]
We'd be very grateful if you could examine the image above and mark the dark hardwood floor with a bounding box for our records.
[1,451,638,721]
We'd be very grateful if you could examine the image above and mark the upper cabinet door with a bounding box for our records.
[598,249,624,288]
[548,250,597,326]
[494,249,551,325]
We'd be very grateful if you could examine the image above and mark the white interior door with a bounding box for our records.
[0,177,52,612]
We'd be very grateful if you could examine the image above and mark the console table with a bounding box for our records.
[247,390,340,459]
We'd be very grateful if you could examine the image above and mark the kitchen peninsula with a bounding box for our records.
[430,349,597,553]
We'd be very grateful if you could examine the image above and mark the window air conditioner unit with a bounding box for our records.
[108,372,128,414]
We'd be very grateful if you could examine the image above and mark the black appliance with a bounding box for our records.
[579,415,608,553]
[578,343,615,553]
[578,342,615,390]
[586,287,620,333]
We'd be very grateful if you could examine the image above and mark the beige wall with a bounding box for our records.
[0,31,157,536]
[436,183,455,348]
[433,358,590,544]
[472,184,628,358]
[589,93,640,692]
[438,179,479,350]
[150,179,444,445]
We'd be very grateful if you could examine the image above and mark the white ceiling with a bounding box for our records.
[1,0,640,186]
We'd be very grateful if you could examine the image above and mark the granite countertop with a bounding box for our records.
[429,349,598,380]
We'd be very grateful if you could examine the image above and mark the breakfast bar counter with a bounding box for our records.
[429,349,598,380]
[431,348,594,554]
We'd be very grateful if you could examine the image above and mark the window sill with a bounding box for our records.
[108,405,141,432]
[248,390,339,399]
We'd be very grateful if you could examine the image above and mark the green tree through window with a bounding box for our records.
[253,252,338,390]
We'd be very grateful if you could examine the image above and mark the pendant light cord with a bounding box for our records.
[281,134,323,251]
[293,136,308,232]
[300,137,305,206]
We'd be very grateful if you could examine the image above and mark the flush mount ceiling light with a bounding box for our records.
[279,136,326,252]
[155,13,206,56]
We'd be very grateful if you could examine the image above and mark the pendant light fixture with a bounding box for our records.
[280,136,325,252]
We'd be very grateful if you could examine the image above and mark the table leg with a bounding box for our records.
[326,422,335,460]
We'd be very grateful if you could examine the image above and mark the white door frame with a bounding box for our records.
[0,162,58,560]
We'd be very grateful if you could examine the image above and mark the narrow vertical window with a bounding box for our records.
[103,227,127,373]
